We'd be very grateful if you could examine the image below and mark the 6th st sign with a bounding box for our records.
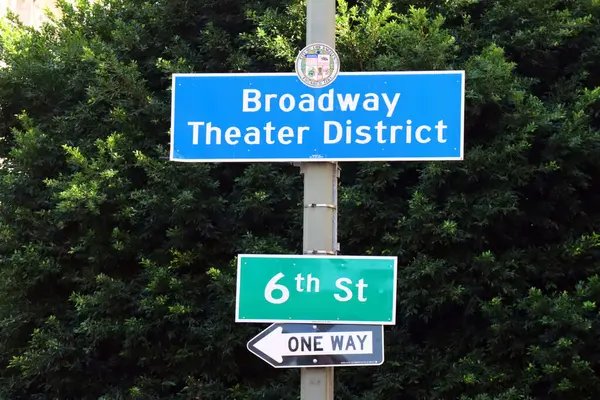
[235,254,397,324]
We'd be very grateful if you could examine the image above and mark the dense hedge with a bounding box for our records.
[0,0,599,398]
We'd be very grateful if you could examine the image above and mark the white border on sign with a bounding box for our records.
[246,323,385,369]
[460,69,466,161]
[234,254,398,325]
[169,70,466,163]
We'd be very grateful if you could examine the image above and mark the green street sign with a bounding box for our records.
[235,254,398,325]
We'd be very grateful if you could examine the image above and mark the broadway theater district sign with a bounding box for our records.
[170,71,464,162]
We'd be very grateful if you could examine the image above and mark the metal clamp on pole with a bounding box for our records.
[304,203,336,210]
[296,161,338,171]
[303,250,336,255]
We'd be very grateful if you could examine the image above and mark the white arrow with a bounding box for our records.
[252,327,373,363]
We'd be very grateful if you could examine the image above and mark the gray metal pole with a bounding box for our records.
[300,1,337,399]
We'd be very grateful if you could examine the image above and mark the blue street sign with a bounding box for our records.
[170,71,465,162]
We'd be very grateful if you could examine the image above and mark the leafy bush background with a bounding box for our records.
[0,0,599,398]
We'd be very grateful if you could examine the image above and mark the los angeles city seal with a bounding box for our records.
[295,43,340,88]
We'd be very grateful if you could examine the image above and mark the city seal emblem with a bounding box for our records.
[295,43,340,88]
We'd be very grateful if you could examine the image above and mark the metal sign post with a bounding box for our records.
[301,1,337,399]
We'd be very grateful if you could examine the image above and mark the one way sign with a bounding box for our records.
[247,323,384,368]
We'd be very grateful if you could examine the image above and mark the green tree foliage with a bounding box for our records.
[0,0,599,398]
